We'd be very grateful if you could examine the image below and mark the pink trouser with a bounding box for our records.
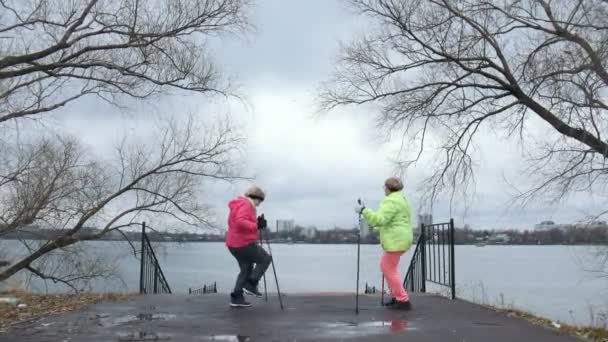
[381,251,409,302]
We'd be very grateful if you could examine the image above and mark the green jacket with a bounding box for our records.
[362,191,413,252]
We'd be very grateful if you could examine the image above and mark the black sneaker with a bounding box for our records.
[384,297,397,307]
[243,281,263,298]
[229,294,252,308]
[389,300,412,311]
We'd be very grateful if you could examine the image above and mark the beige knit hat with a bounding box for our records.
[384,177,404,192]
[245,185,266,201]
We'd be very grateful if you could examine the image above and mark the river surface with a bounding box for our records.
[2,241,607,327]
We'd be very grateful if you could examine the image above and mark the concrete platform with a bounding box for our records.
[0,293,581,341]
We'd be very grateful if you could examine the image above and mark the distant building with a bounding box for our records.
[418,213,433,227]
[489,233,510,244]
[534,220,556,231]
[302,226,318,240]
[276,219,295,233]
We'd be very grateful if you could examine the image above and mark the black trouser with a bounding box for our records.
[229,242,272,296]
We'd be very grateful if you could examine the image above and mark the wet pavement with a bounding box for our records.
[0,293,581,341]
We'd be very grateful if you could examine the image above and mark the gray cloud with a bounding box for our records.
[40,0,604,232]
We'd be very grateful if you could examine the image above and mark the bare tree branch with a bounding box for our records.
[0,116,248,286]
[25,265,79,292]
[320,0,608,208]
[0,0,252,123]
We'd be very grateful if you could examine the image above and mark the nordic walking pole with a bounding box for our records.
[262,271,268,302]
[260,234,268,302]
[381,276,385,306]
[264,229,284,310]
[356,198,362,315]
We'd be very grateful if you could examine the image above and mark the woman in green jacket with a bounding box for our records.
[355,177,414,310]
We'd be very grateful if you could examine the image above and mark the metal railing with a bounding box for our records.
[139,222,171,294]
[403,231,427,293]
[189,282,218,295]
[403,219,455,299]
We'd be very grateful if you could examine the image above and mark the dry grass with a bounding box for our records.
[498,308,608,342]
[0,290,132,333]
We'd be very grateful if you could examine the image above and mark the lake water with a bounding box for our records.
[2,241,607,327]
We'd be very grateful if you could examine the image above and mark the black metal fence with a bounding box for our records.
[139,222,171,294]
[189,282,218,295]
[403,219,455,299]
[403,232,426,293]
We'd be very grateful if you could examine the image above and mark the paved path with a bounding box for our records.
[0,293,581,341]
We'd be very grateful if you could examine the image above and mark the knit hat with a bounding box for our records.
[245,186,266,201]
[384,177,404,192]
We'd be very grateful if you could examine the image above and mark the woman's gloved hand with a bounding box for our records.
[257,214,267,230]
[354,200,365,215]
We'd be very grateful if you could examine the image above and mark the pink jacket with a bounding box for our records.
[226,196,258,248]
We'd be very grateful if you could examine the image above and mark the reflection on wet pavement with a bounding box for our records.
[202,335,251,342]
[315,319,412,338]
[99,313,177,327]
[117,331,172,341]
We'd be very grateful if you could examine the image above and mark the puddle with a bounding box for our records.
[99,313,177,327]
[473,321,504,327]
[202,335,251,342]
[315,320,413,338]
[135,313,177,321]
[117,331,172,341]
[360,320,410,331]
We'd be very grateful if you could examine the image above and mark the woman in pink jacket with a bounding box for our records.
[226,186,271,308]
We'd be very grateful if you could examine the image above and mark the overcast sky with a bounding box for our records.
[48,0,606,231]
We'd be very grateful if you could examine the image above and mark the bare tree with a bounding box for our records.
[0,116,246,287]
[0,0,251,123]
[0,135,94,237]
[320,0,608,207]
